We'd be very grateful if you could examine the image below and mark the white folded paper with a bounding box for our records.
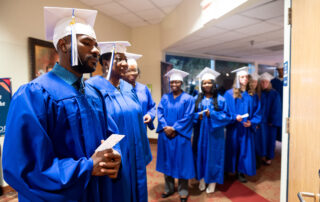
[95,134,125,152]
[240,113,249,118]
[198,109,208,114]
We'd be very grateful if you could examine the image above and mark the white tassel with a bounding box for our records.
[106,45,115,80]
[70,9,78,66]
[236,75,240,88]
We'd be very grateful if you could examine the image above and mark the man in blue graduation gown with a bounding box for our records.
[2,7,121,201]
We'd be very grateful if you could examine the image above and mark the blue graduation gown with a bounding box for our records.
[156,92,196,179]
[271,78,283,141]
[255,89,282,159]
[134,82,156,131]
[224,89,261,176]
[193,95,231,184]
[2,72,116,202]
[86,76,150,202]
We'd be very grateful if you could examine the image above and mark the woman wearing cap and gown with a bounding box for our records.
[224,67,261,183]
[193,68,231,194]
[247,72,263,168]
[156,69,195,202]
[256,72,281,165]
[124,53,156,146]
[86,41,150,202]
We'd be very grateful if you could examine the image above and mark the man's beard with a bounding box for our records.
[72,55,97,74]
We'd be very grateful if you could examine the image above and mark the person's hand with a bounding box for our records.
[236,115,243,122]
[199,113,203,120]
[170,131,177,138]
[143,114,152,123]
[166,127,175,135]
[205,110,210,117]
[243,120,251,128]
[91,148,121,178]
[163,126,170,136]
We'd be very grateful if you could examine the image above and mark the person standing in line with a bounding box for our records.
[193,67,231,194]
[247,72,263,169]
[124,52,156,146]
[86,41,150,202]
[256,72,282,165]
[156,69,195,202]
[224,67,261,183]
[2,7,121,201]
[271,66,284,141]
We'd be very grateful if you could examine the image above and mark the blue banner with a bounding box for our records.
[0,78,12,135]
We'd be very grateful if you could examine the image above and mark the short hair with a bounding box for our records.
[99,52,112,66]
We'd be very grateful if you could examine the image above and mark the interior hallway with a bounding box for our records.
[146,141,281,202]
[0,141,281,202]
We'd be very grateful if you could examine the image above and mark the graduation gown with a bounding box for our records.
[271,78,283,141]
[86,76,150,202]
[134,82,156,131]
[2,72,116,202]
[156,92,196,179]
[255,89,282,159]
[193,95,231,184]
[224,89,261,176]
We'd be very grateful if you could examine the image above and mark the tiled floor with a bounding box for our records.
[0,142,281,202]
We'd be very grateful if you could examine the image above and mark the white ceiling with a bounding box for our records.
[167,0,285,65]
[79,0,284,65]
[79,0,183,27]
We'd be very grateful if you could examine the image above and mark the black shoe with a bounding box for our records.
[161,192,174,198]
[256,155,262,169]
[180,196,188,202]
[238,173,248,183]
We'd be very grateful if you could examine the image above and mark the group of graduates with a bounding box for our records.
[1,6,282,202]
[155,65,282,201]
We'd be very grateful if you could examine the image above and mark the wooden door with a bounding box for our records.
[288,0,320,201]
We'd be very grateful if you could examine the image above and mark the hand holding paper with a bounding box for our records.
[96,134,125,152]
[240,113,249,118]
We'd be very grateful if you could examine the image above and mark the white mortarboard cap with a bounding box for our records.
[231,66,249,88]
[231,66,249,76]
[125,52,142,60]
[165,69,189,81]
[125,52,142,67]
[98,41,131,80]
[196,67,220,81]
[250,72,260,81]
[98,41,131,55]
[44,7,97,66]
[259,72,274,81]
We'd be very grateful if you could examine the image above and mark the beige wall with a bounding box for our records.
[129,24,162,138]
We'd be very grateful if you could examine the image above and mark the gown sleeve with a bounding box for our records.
[249,94,262,128]
[2,84,93,201]
[172,96,195,139]
[193,95,200,124]
[144,86,156,130]
[156,96,168,133]
[269,90,282,127]
[209,96,232,128]
[223,90,237,123]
